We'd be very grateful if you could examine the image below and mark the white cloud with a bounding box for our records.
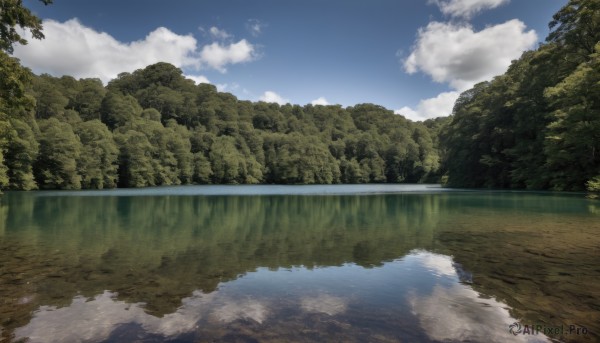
[418,250,458,277]
[404,20,537,91]
[246,19,265,37]
[208,26,231,40]
[13,19,258,83]
[430,0,510,19]
[186,74,210,85]
[14,290,271,342]
[406,250,547,342]
[310,97,330,106]
[200,39,256,73]
[409,285,546,342]
[259,91,289,105]
[399,13,536,121]
[395,91,460,121]
[216,82,240,93]
[301,294,347,316]
[13,19,198,83]
[212,299,268,324]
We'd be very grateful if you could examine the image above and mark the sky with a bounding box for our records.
[16,0,567,121]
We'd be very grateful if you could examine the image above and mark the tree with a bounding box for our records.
[192,152,212,183]
[547,0,600,57]
[75,120,119,189]
[441,82,492,187]
[339,157,367,183]
[440,0,600,191]
[0,0,50,191]
[0,0,52,54]
[263,133,340,184]
[140,108,161,122]
[165,120,194,184]
[0,51,34,116]
[209,135,243,184]
[543,43,600,190]
[100,91,142,129]
[72,78,106,121]
[34,118,82,189]
[114,130,155,188]
[586,176,600,199]
[0,118,10,188]
[5,118,38,189]
[32,75,69,119]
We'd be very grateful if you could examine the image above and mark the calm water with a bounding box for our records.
[0,185,598,342]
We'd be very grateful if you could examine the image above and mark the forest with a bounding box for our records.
[0,62,442,189]
[441,0,600,193]
[0,0,598,193]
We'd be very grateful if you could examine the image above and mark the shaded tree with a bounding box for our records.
[75,120,118,189]
[5,119,38,190]
[34,118,82,189]
[100,92,142,129]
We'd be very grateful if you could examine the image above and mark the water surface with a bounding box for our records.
[0,185,598,342]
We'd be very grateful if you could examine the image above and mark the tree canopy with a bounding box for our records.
[441,0,600,192]
[1,0,597,194]
[0,60,443,189]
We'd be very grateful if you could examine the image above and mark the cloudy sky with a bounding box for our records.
[17,0,565,121]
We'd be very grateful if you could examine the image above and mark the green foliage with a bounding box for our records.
[32,74,69,119]
[0,0,52,54]
[5,119,38,190]
[34,118,82,189]
[441,0,600,191]
[0,150,7,188]
[140,108,161,122]
[2,55,443,189]
[0,51,35,121]
[114,129,155,188]
[209,135,246,184]
[100,92,142,129]
[548,0,600,56]
[72,78,106,121]
[543,43,600,191]
[586,175,600,199]
[263,133,340,184]
[339,158,367,183]
[75,120,118,189]
[0,118,10,188]
[192,152,212,183]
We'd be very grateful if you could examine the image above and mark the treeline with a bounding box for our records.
[2,0,598,192]
[440,0,600,193]
[0,62,441,190]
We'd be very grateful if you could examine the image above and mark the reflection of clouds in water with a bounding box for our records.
[14,290,268,343]
[212,299,268,323]
[301,294,347,315]
[149,290,215,336]
[409,252,550,343]
[417,250,457,277]
[14,292,150,343]
[14,251,549,342]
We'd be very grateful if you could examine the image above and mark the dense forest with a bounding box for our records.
[0,0,598,193]
[441,0,600,193]
[1,61,444,189]
[1,59,442,189]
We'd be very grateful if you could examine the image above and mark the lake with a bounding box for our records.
[0,184,598,342]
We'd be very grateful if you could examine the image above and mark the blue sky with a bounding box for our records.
[18,0,566,121]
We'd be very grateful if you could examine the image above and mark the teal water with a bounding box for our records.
[0,185,598,342]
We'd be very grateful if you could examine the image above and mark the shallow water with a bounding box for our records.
[0,185,598,342]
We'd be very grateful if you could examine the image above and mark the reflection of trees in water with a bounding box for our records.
[0,193,440,323]
[0,191,597,341]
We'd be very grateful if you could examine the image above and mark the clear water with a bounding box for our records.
[0,185,598,342]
